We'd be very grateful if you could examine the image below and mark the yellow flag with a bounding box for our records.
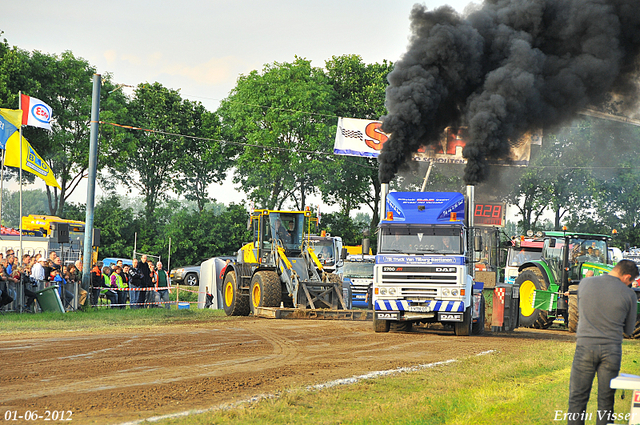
[4,132,61,189]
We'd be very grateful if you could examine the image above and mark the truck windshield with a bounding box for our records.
[379,226,462,254]
[312,240,334,261]
[344,262,374,278]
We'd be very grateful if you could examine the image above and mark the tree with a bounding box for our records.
[92,195,138,259]
[0,189,49,228]
[321,55,393,227]
[7,49,129,216]
[172,108,228,212]
[114,82,214,221]
[218,57,336,210]
[163,204,251,266]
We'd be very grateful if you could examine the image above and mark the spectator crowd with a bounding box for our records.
[0,250,171,313]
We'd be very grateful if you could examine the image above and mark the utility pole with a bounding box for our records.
[82,74,101,303]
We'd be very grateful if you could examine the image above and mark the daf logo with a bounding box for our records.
[441,314,459,320]
[436,267,456,272]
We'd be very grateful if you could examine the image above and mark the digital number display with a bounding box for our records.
[474,203,504,226]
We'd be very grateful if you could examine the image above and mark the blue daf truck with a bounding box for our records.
[372,186,486,335]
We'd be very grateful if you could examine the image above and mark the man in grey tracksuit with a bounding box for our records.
[568,259,638,425]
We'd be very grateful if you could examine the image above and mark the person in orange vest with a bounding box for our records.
[90,262,103,307]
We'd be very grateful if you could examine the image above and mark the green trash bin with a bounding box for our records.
[35,285,65,313]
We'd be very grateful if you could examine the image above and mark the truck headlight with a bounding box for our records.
[451,289,459,296]
[380,288,388,295]
[389,288,396,295]
[443,289,450,296]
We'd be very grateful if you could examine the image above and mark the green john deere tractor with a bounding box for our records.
[514,231,614,331]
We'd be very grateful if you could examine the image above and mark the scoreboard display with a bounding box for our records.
[473,203,505,227]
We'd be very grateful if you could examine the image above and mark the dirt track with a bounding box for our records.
[0,317,576,424]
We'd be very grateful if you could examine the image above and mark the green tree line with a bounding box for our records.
[1,32,640,267]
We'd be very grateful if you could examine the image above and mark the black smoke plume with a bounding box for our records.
[379,0,640,184]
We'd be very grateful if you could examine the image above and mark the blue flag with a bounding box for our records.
[0,109,22,150]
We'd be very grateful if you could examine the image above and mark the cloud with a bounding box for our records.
[103,50,117,64]
[164,56,242,86]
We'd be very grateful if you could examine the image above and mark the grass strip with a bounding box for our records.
[153,340,640,425]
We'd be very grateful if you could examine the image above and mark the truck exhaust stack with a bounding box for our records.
[380,183,389,220]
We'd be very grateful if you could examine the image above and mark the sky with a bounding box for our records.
[3,0,475,211]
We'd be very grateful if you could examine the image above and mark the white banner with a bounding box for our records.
[333,117,386,158]
[21,94,52,130]
[333,117,540,166]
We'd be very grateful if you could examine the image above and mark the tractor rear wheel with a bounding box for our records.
[516,268,549,328]
[628,320,640,339]
[223,271,250,316]
[568,284,579,333]
[250,271,282,315]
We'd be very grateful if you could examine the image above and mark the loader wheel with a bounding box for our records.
[223,271,250,316]
[390,321,412,332]
[250,271,282,315]
[515,268,548,328]
[568,284,579,333]
[373,315,390,333]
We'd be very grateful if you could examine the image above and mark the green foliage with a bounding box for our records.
[164,203,251,266]
[320,55,394,226]
[218,57,336,210]
[0,189,49,228]
[320,212,370,246]
[93,195,138,259]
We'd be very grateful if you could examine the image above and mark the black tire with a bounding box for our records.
[515,268,548,328]
[472,295,485,335]
[250,271,282,314]
[373,316,390,333]
[627,320,640,339]
[454,306,473,336]
[568,284,579,333]
[185,273,199,287]
[222,271,250,316]
[390,321,412,332]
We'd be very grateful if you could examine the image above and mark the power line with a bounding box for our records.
[96,120,379,170]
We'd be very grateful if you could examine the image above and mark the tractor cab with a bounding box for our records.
[248,210,308,265]
[541,232,610,286]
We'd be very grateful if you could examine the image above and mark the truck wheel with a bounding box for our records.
[390,321,412,332]
[515,268,547,328]
[472,295,485,335]
[250,271,282,314]
[373,316,390,333]
[568,284,579,333]
[223,271,250,316]
[454,306,473,336]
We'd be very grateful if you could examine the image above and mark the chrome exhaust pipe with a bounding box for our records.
[380,183,389,220]
[466,185,475,227]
